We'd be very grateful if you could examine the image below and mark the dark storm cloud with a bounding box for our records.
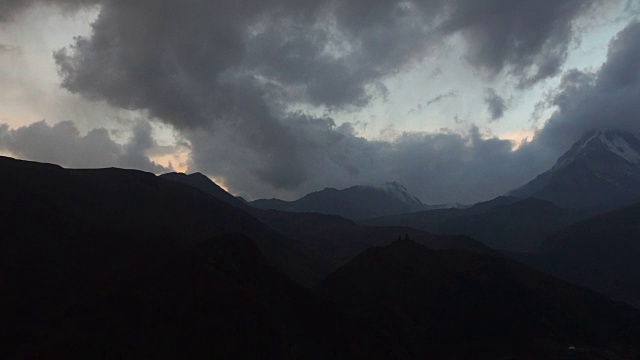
[533,20,640,155]
[3,0,620,202]
[438,0,599,86]
[190,116,549,203]
[484,88,506,121]
[0,120,169,173]
[47,0,601,197]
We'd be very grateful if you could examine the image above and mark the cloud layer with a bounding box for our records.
[2,0,638,204]
[0,120,169,172]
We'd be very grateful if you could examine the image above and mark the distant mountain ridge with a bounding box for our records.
[251,182,428,220]
[509,129,640,210]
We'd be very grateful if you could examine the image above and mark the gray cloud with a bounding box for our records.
[438,0,599,86]
[533,20,640,155]
[484,88,506,121]
[3,0,627,203]
[189,116,549,204]
[47,0,602,196]
[194,18,640,203]
[0,0,99,22]
[425,90,458,107]
[0,120,169,173]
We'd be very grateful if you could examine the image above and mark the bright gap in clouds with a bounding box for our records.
[0,4,187,171]
[0,4,99,128]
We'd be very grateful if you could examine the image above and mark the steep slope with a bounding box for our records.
[251,182,426,220]
[524,202,640,307]
[160,171,251,210]
[437,198,576,252]
[362,196,574,253]
[317,240,640,359]
[362,196,518,233]
[510,129,640,210]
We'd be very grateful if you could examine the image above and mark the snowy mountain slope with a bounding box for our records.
[509,129,640,210]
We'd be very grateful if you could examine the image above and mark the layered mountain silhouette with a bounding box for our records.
[510,129,640,211]
[160,170,491,284]
[251,182,427,220]
[317,239,640,359]
[5,155,640,358]
[518,202,640,307]
[364,196,576,253]
[365,130,640,253]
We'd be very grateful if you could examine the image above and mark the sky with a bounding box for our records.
[0,0,639,204]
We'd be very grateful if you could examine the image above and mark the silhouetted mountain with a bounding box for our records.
[363,196,575,252]
[317,240,640,359]
[438,198,576,252]
[0,157,406,358]
[160,171,251,210]
[518,202,640,308]
[158,170,488,285]
[7,155,640,358]
[257,210,495,283]
[362,196,518,232]
[251,182,427,220]
[510,129,640,211]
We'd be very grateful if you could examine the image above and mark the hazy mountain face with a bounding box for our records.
[251,182,427,220]
[510,129,640,211]
[517,202,640,308]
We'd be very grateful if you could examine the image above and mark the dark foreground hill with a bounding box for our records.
[519,202,640,308]
[364,196,578,253]
[317,240,640,359]
[159,169,493,285]
[4,156,640,358]
[6,233,400,358]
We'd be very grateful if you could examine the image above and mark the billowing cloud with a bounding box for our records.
[3,0,634,204]
[47,0,602,196]
[0,120,169,173]
[484,88,506,121]
[189,116,549,204]
[438,0,598,86]
[533,20,640,155]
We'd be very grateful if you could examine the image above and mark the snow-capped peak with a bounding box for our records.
[554,129,640,169]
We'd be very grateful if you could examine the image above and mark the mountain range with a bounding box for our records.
[361,129,640,306]
[5,128,640,358]
[4,154,640,358]
[251,182,428,220]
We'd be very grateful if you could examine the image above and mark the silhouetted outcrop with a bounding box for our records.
[317,240,640,359]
